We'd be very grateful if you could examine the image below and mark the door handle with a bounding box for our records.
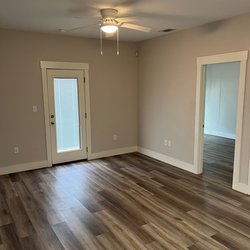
[51,115,54,118]
[51,122,55,125]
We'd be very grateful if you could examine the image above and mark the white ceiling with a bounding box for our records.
[1,0,250,42]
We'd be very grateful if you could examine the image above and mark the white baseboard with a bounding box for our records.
[0,161,50,175]
[205,130,236,139]
[88,146,138,160]
[1,148,248,196]
[138,147,197,174]
[233,182,250,195]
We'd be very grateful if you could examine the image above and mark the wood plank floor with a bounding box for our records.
[0,152,250,249]
[203,135,235,188]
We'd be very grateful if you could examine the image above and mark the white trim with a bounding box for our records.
[138,147,196,174]
[88,146,138,160]
[197,51,248,65]
[40,61,89,70]
[40,61,91,165]
[233,58,248,191]
[233,182,250,195]
[194,51,249,193]
[194,64,206,174]
[84,69,92,158]
[204,130,235,140]
[0,161,49,175]
[41,68,53,167]
[249,157,250,194]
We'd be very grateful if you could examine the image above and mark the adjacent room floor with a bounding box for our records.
[203,134,235,188]
[0,153,249,249]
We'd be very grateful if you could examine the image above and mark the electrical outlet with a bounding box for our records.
[113,134,118,141]
[32,106,38,112]
[14,147,19,154]
[168,140,172,147]
[164,139,168,146]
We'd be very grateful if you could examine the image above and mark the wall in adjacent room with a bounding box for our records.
[138,13,250,185]
[0,29,138,167]
[204,62,240,139]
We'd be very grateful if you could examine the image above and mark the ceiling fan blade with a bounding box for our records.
[60,24,96,32]
[120,23,151,32]
[136,11,207,25]
[116,16,138,23]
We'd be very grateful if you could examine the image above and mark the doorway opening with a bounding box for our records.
[41,62,91,166]
[194,51,248,193]
[203,62,240,187]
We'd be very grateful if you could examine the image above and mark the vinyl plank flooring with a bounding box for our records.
[96,233,125,250]
[20,235,43,250]
[203,135,234,188]
[6,196,34,238]
[0,195,13,227]
[0,148,249,249]
[95,210,147,249]
[52,222,83,250]
[0,224,23,250]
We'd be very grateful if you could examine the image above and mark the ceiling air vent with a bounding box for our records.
[159,29,176,33]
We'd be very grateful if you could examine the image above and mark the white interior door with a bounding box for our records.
[47,69,87,164]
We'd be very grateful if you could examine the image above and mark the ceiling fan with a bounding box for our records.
[59,7,151,55]
[99,8,151,34]
[60,8,151,35]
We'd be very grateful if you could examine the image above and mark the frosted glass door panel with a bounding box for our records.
[47,69,87,165]
[54,78,80,153]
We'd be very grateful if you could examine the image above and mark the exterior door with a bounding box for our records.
[47,69,87,164]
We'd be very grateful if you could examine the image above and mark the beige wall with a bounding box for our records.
[0,29,138,167]
[138,13,250,185]
[1,12,250,187]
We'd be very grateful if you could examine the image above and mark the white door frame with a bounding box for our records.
[193,51,249,194]
[40,61,92,166]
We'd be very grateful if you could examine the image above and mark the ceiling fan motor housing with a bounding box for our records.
[100,9,118,19]
[101,9,119,27]
[102,18,118,26]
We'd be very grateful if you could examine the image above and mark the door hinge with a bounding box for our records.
[86,147,88,153]
[84,77,86,83]
[85,113,87,119]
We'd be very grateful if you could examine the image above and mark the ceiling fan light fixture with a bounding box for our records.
[101,24,118,33]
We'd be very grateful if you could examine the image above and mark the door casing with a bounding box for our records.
[41,61,91,166]
[194,51,249,194]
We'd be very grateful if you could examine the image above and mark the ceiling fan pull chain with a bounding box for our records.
[100,28,103,55]
[117,28,120,55]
